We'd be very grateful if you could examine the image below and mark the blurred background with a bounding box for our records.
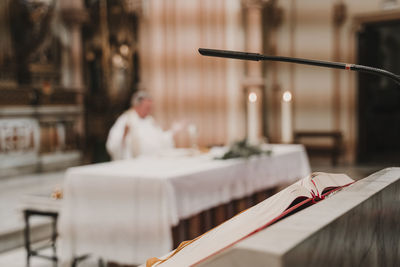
[1,0,400,176]
[1,0,400,266]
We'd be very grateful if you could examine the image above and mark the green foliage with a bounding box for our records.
[218,139,272,160]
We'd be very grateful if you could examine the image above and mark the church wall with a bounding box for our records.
[269,0,398,163]
[139,0,399,158]
[140,0,245,148]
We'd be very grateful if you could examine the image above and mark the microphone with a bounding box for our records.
[198,48,400,85]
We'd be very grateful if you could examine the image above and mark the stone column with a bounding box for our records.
[242,0,266,145]
[264,0,283,143]
[58,0,88,151]
[59,0,87,91]
[332,1,347,130]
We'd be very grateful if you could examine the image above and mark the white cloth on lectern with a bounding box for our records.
[106,110,174,160]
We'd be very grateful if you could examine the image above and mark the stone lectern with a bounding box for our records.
[198,167,400,267]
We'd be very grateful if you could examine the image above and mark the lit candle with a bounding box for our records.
[281,91,293,143]
[247,92,259,145]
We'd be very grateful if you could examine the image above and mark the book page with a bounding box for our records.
[310,172,354,196]
[295,174,319,197]
[156,183,313,267]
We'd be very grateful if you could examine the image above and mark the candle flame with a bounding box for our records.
[249,92,257,103]
[282,91,292,102]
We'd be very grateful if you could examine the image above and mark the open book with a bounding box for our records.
[146,172,354,267]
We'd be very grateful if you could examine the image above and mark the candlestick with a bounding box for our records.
[247,92,259,145]
[281,91,293,143]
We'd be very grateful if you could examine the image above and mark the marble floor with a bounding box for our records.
[0,171,65,237]
[0,247,100,267]
[0,161,389,267]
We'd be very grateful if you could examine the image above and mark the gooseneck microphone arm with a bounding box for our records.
[198,48,400,86]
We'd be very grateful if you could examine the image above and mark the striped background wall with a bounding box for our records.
[140,0,245,148]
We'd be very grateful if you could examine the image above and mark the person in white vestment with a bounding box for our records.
[106,91,178,160]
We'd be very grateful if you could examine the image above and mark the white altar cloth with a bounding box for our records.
[58,144,310,265]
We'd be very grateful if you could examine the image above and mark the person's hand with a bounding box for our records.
[123,124,130,139]
[171,120,186,135]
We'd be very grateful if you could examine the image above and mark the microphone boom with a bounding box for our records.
[198,48,400,85]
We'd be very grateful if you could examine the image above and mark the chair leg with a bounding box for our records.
[52,215,58,267]
[24,211,31,267]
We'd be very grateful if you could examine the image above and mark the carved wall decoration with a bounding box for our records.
[8,0,56,85]
[0,118,39,170]
[0,0,85,175]
[0,118,39,155]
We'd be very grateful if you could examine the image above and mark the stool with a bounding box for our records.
[23,209,58,267]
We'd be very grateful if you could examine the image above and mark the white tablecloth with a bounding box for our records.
[58,144,310,265]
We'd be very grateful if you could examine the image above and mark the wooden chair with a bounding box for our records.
[294,131,343,166]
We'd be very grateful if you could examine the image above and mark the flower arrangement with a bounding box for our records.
[218,139,272,159]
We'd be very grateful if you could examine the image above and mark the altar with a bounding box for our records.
[58,144,310,265]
